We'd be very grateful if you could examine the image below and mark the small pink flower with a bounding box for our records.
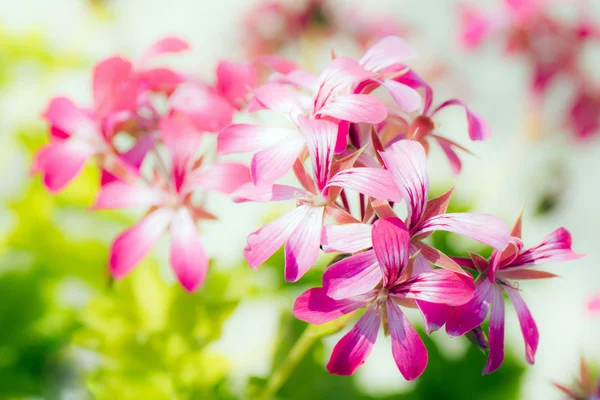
[294,217,474,378]
[588,293,600,313]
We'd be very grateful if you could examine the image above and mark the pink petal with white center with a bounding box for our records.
[386,300,428,380]
[323,250,382,300]
[379,79,422,113]
[42,97,97,139]
[139,36,190,64]
[251,135,305,185]
[321,223,373,254]
[33,139,97,193]
[432,99,491,141]
[299,116,337,191]
[252,83,305,120]
[231,183,303,203]
[244,205,309,269]
[92,181,167,209]
[415,213,510,250]
[392,270,474,305]
[504,287,538,364]
[372,217,411,284]
[169,83,235,132]
[170,207,209,292]
[510,227,584,268]
[327,307,380,376]
[218,124,297,155]
[379,140,428,229]
[588,294,600,312]
[93,56,137,118]
[316,94,388,124]
[327,168,404,202]
[417,301,450,334]
[109,208,173,279]
[185,162,251,194]
[285,206,325,282]
[293,288,366,324]
[436,137,463,175]
[313,57,371,111]
[359,36,417,73]
[446,278,495,337]
[483,285,506,375]
[216,60,258,106]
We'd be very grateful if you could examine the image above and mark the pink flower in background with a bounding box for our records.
[554,358,600,399]
[446,212,583,374]
[93,114,250,291]
[294,217,474,378]
[588,294,600,313]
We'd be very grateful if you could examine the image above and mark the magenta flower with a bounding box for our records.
[294,217,474,378]
[92,114,251,292]
[445,212,583,374]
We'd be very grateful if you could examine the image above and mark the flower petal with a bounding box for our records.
[217,124,296,155]
[327,168,404,202]
[169,83,235,132]
[185,162,251,194]
[170,208,209,292]
[372,217,411,284]
[359,36,417,72]
[504,287,538,365]
[216,60,257,106]
[92,181,167,209]
[285,206,325,282]
[93,56,137,117]
[252,83,305,120]
[231,183,302,203]
[446,278,494,337]
[386,300,428,380]
[432,99,491,141]
[417,301,451,334]
[109,208,173,279]
[323,250,382,300]
[42,97,97,139]
[379,79,422,113]
[435,137,463,175]
[314,57,371,111]
[251,135,305,185]
[510,227,584,268]
[293,288,365,324]
[317,94,388,124]
[327,307,380,376]
[139,36,190,64]
[299,116,337,191]
[321,223,373,253]
[392,270,474,305]
[483,285,505,375]
[588,294,600,313]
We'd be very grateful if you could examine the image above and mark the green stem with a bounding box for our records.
[256,313,356,400]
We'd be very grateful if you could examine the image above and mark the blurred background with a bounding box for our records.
[1,0,599,398]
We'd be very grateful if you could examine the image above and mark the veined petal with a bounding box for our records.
[509,227,584,268]
[431,99,491,141]
[109,208,173,279]
[321,223,373,253]
[392,270,474,305]
[504,287,538,365]
[231,183,303,203]
[92,181,167,209]
[317,94,388,124]
[314,57,371,111]
[170,208,209,292]
[386,300,428,380]
[372,217,411,284]
[483,285,506,375]
[251,135,305,185]
[285,206,325,282]
[185,162,251,194]
[379,80,422,113]
[379,140,428,229]
[217,124,296,155]
[323,250,382,300]
[417,301,451,334]
[415,213,510,250]
[252,83,305,119]
[327,168,404,202]
[359,36,417,73]
[244,205,309,269]
[299,116,337,191]
[293,287,366,324]
[327,307,380,376]
[446,278,495,337]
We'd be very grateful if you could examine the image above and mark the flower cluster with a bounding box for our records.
[34,32,583,379]
[458,0,600,140]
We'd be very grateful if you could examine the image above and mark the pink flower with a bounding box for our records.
[445,212,583,374]
[588,293,600,313]
[92,114,251,292]
[294,217,474,378]
[567,88,600,141]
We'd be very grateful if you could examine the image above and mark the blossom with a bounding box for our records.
[554,358,600,400]
[445,211,583,374]
[92,114,251,291]
[588,293,600,313]
[294,217,474,378]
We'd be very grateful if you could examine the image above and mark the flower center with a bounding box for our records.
[409,115,435,140]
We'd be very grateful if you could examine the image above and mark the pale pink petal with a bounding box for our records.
[458,4,494,50]
[252,83,304,119]
[244,205,309,269]
[139,36,190,64]
[299,116,337,191]
[327,168,404,202]
[394,69,433,114]
[446,278,494,337]
[323,250,381,300]
[392,270,474,305]
[92,181,167,209]
[415,213,510,250]
[217,124,297,155]
[313,57,371,111]
[321,223,373,253]
[93,56,137,117]
[216,60,258,106]
[268,69,318,91]
[257,55,298,74]
[432,99,491,141]
[327,307,380,376]
[285,206,325,282]
[379,140,428,229]
[483,285,506,375]
[34,139,97,193]
[231,183,303,203]
[505,287,538,364]
[379,79,422,112]
[386,300,428,380]
[42,97,97,139]
[359,36,417,73]
[293,288,366,324]
[510,227,584,268]
[316,94,388,124]
[109,208,173,279]
[169,83,235,132]
[372,217,411,284]
[185,162,251,194]
[411,250,434,275]
[251,135,305,185]
[169,208,208,292]
[417,301,451,334]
